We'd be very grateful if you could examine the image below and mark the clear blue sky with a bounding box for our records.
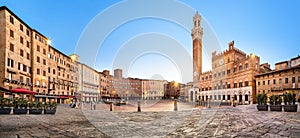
[1,0,299,83]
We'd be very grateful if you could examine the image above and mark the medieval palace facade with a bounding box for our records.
[190,12,261,104]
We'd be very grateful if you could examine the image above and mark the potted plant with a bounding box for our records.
[13,98,28,114]
[29,101,43,114]
[283,92,297,112]
[0,97,13,114]
[44,101,57,114]
[269,95,282,111]
[256,93,268,111]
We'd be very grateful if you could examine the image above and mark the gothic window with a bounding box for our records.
[245,63,249,69]
[234,83,237,88]
[239,82,243,87]
[245,81,249,86]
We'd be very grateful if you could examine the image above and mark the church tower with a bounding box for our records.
[192,12,203,83]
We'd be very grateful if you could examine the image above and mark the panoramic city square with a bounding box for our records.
[1,0,300,138]
[1,102,300,137]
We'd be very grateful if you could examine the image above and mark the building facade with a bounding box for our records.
[255,56,300,99]
[291,55,300,67]
[78,63,99,102]
[108,69,142,99]
[2,6,200,104]
[99,70,110,97]
[0,7,33,99]
[190,12,261,104]
[141,79,167,100]
[164,81,181,99]
[198,41,260,104]
[31,30,49,102]
[43,46,76,104]
[0,6,75,103]
[179,82,193,102]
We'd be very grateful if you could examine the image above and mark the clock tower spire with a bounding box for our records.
[192,11,203,83]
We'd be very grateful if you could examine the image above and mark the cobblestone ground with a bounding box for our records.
[167,105,300,138]
[1,103,300,138]
[0,105,108,138]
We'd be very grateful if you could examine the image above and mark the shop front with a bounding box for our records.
[9,88,36,101]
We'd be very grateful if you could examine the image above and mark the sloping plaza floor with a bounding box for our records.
[1,101,300,138]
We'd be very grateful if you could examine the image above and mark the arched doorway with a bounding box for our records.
[245,94,249,102]
[239,94,242,104]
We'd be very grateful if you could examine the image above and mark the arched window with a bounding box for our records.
[245,63,249,69]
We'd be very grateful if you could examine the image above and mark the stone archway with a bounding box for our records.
[245,94,249,101]
[245,91,251,104]
[239,94,242,104]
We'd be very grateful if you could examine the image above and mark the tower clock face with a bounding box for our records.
[194,71,198,77]
[219,59,224,65]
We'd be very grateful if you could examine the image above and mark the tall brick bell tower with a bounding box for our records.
[192,12,203,83]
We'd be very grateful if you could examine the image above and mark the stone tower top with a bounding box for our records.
[192,11,203,40]
[193,11,201,27]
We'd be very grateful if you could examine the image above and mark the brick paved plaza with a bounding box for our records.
[1,101,300,138]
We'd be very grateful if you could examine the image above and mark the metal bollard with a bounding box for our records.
[207,98,211,108]
[174,99,178,111]
[137,101,141,112]
[109,102,113,111]
[91,102,93,110]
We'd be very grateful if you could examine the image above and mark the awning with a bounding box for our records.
[82,96,98,98]
[58,95,75,99]
[34,95,58,98]
[10,88,36,95]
